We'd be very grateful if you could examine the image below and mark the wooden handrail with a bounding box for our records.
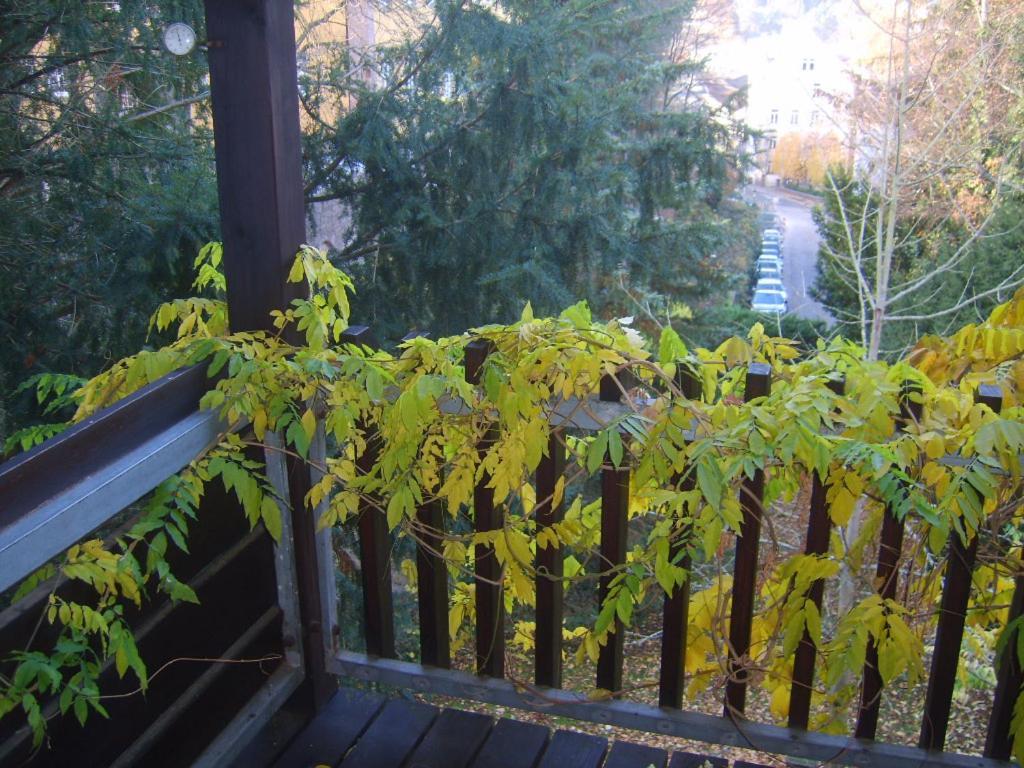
[0,365,222,593]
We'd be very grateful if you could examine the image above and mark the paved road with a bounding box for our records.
[758,188,831,323]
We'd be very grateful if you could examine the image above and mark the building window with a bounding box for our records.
[810,110,819,126]
[769,109,779,125]
[769,138,777,149]
[48,70,69,100]
[790,110,799,126]
[440,71,455,99]
[802,58,815,71]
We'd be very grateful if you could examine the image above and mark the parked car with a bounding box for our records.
[752,288,787,314]
[758,213,785,233]
[757,264,782,281]
[760,241,781,256]
[763,227,782,243]
[756,277,787,300]
[756,255,783,274]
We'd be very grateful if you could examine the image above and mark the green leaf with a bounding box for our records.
[608,429,624,468]
[658,326,688,365]
[74,697,88,727]
[365,367,384,401]
[286,419,310,458]
[261,496,283,541]
[165,523,189,554]
[587,431,609,475]
[696,458,722,511]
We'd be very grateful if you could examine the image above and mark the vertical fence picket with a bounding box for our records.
[659,363,702,708]
[400,331,450,668]
[416,495,450,668]
[466,339,504,677]
[986,574,1024,759]
[343,325,396,659]
[920,385,1002,749]
[855,381,922,740]
[535,431,566,688]
[597,372,629,696]
[725,363,772,717]
[788,377,846,730]
[981,386,1023,759]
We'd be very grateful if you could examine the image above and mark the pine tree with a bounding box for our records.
[302,0,750,339]
[0,1,219,435]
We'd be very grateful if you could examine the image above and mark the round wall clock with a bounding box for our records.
[163,23,197,56]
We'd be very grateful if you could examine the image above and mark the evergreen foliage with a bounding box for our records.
[0,0,219,438]
[303,0,749,340]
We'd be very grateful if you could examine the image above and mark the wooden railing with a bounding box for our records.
[328,338,1020,768]
[0,339,1019,768]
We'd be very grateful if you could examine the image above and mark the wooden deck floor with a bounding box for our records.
[270,688,770,768]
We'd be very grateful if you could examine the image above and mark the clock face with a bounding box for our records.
[163,22,196,56]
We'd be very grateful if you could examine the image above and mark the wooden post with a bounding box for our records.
[725,363,772,717]
[788,376,845,730]
[597,372,629,696]
[405,331,449,668]
[535,432,566,688]
[659,363,702,709]
[466,340,504,677]
[855,381,922,740]
[204,0,334,708]
[342,326,396,659]
[921,384,1001,750]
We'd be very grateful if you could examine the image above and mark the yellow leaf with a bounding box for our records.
[301,409,316,442]
[770,680,790,719]
[925,435,945,460]
[253,408,268,440]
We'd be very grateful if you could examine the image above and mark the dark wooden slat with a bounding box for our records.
[725,363,772,717]
[535,730,608,768]
[405,708,494,768]
[0,364,207,523]
[471,718,550,768]
[272,689,385,768]
[417,497,450,667]
[986,569,1024,759]
[1,526,279,765]
[855,381,922,740]
[921,384,1002,750]
[204,0,333,711]
[788,377,845,730]
[604,740,668,768]
[340,698,437,768]
[668,752,727,768]
[536,431,566,688]
[598,373,629,696]
[660,364,702,708]
[734,762,774,768]
[344,326,396,660]
[467,340,504,677]
[355,435,395,659]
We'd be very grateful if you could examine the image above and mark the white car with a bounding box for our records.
[758,264,782,281]
[763,227,782,243]
[752,288,788,314]
[756,277,788,301]
[756,255,783,275]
